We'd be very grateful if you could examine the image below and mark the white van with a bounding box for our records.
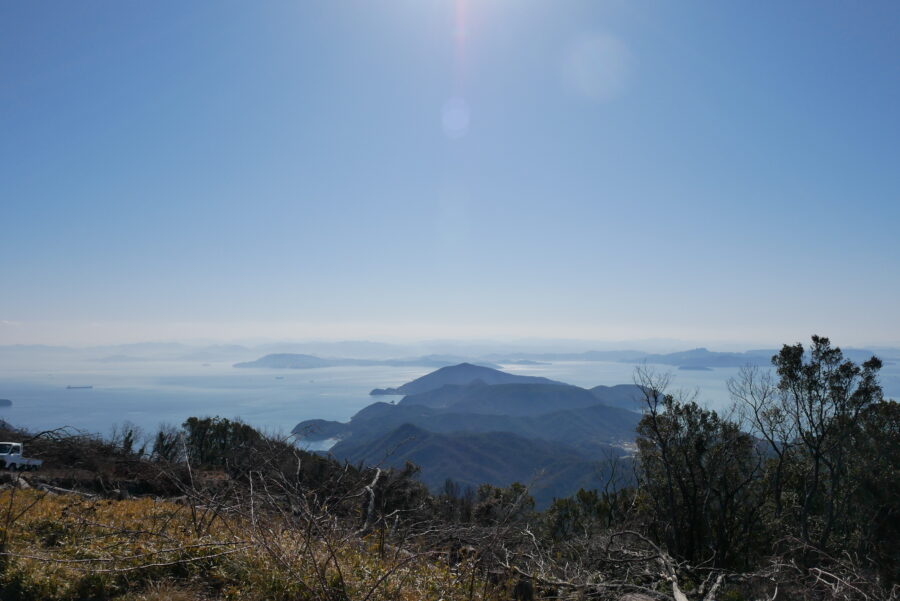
[0,442,43,470]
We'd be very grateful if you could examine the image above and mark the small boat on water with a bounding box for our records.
[66,385,93,390]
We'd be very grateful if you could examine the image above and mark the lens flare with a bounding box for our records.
[562,34,632,101]
[441,97,470,139]
[440,0,470,140]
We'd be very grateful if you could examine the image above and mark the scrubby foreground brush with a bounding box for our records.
[0,336,896,601]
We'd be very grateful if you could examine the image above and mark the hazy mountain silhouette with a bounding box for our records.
[328,423,630,506]
[370,362,565,395]
[295,364,644,506]
[234,354,497,370]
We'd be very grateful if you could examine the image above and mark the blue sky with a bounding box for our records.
[2,1,899,346]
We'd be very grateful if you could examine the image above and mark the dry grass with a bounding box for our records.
[123,580,209,601]
[0,489,505,601]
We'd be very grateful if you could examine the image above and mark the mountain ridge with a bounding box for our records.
[293,363,645,506]
[369,362,565,395]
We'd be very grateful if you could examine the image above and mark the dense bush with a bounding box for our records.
[630,336,898,592]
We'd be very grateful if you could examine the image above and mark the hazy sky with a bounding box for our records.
[2,1,899,347]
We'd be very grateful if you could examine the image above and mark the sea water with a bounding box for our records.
[0,360,430,439]
[1,358,897,440]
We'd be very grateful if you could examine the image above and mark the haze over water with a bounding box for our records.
[2,3,898,440]
[2,352,898,439]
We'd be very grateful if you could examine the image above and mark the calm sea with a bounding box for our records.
[1,358,897,441]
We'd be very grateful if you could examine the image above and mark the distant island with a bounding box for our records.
[495,359,550,366]
[487,346,884,370]
[0,399,11,407]
[92,354,152,363]
[234,353,499,370]
[295,363,646,506]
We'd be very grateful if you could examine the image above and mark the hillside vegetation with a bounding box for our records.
[295,364,643,505]
[0,336,896,601]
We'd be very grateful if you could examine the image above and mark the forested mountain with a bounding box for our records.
[328,423,630,505]
[369,362,565,395]
[295,364,643,505]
